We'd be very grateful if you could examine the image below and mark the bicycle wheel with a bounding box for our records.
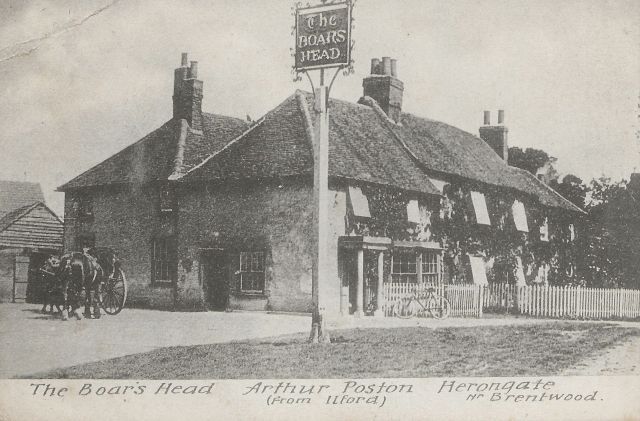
[394,297,418,319]
[427,295,450,319]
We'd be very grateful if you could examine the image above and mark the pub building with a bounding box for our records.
[58,53,581,315]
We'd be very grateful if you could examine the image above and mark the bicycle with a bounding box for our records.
[393,287,450,319]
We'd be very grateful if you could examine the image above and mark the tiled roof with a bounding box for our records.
[58,113,249,190]
[0,201,63,249]
[185,90,581,211]
[392,112,583,212]
[58,88,581,212]
[183,92,441,196]
[0,180,44,217]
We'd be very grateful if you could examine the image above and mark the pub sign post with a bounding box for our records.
[293,1,353,344]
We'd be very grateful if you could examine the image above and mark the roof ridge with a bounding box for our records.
[295,90,315,149]
[512,167,585,214]
[180,93,302,179]
[359,96,440,183]
[179,117,267,179]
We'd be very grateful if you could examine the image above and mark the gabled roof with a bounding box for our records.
[184,90,580,212]
[0,180,44,217]
[58,113,249,190]
[59,88,581,213]
[183,92,441,196]
[391,111,583,212]
[0,202,63,250]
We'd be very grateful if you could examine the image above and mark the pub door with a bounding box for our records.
[201,250,228,311]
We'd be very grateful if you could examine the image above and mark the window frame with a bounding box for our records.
[159,184,175,213]
[238,251,266,293]
[391,249,418,284]
[151,236,177,286]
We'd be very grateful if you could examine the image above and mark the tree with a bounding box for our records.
[577,176,640,289]
[508,147,557,176]
[549,174,587,209]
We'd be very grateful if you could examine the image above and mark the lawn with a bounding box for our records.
[32,322,640,379]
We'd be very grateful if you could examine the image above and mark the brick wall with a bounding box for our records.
[63,185,175,309]
[178,179,319,312]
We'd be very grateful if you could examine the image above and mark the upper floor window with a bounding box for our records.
[151,236,177,285]
[539,217,550,242]
[73,195,93,219]
[159,184,174,212]
[239,251,265,293]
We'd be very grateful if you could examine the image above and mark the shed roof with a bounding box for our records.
[0,202,63,250]
[0,180,44,217]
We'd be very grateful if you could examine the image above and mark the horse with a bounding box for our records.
[58,252,102,321]
[38,255,64,315]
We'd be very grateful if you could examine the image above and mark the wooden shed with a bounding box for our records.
[0,201,63,302]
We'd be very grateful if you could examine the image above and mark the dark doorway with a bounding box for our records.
[201,250,228,311]
[26,252,50,303]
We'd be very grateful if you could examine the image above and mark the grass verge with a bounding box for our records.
[30,322,639,379]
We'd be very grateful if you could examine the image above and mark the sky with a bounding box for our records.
[0,0,638,216]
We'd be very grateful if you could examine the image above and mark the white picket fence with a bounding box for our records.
[382,282,640,320]
[382,283,483,318]
[483,283,640,319]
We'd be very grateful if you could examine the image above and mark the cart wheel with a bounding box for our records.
[98,268,127,315]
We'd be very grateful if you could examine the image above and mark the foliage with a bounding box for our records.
[508,146,557,176]
[549,174,587,210]
[346,182,577,286]
[576,176,640,289]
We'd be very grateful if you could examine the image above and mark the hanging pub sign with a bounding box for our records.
[294,2,351,71]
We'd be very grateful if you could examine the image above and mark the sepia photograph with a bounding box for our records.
[0,0,638,419]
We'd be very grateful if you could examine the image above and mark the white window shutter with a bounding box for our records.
[512,200,529,232]
[468,255,488,285]
[348,186,371,218]
[470,191,491,225]
[406,199,421,223]
[540,217,549,241]
[569,223,575,241]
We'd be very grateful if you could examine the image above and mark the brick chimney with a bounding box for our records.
[362,57,404,122]
[479,110,508,161]
[173,53,203,132]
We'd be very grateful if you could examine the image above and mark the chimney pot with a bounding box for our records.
[189,61,198,79]
[498,110,505,125]
[181,53,188,67]
[483,111,491,125]
[382,57,392,75]
[370,58,381,75]
[390,59,398,77]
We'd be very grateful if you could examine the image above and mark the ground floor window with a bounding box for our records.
[239,251,265,293]
[421,250,442,284]
[391,249,442,284]
[151,236,177,286]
